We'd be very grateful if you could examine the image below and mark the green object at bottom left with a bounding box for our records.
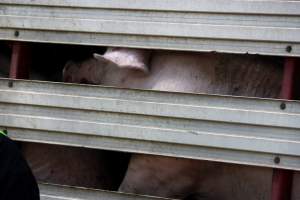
[0,130,7,137]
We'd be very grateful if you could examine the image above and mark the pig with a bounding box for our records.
[6,47,130,190]
[22,143,129,190]
[64,48,281,98]
[21,58,130,190]
[0,44,127,190]
[63,47,151,86]
[63,47,284,200]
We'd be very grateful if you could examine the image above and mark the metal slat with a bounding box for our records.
[0,15,299,42]
[39,183,171,200]
[1,0,299,15]
[0,1,299,56]
[0,79,300,170]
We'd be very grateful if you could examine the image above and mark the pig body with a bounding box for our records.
[63,48,283,200]
[65,50,281,98]
[22,143,128,190]
[120,155,273,200]
[117,51,281,200]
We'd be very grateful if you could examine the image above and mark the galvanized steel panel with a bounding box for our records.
[0,1,299,56]
[1,0,300,15]
[39,183,172,200]
[0,78,300,170]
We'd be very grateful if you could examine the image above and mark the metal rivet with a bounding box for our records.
[286,45,292,53]
[14,30,19,37]
[280,102,286,110]
[8,81,13,88]
[274,156,280,164]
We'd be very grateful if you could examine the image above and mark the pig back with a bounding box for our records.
[149,51,282,97]
[120,51,283,200]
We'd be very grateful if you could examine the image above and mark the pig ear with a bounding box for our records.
[93,48,150,74]
[93,53,112,66]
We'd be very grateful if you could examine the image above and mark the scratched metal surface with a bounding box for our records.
[0,0,299,56]
[0,78,299,170]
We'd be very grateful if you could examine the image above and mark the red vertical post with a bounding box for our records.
[271,58,296,200]
[9,42,31,79]
[272,170,293,200]
[8,42,31,150]
[280,58,296,99]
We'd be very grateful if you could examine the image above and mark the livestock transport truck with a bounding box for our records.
[0,1,300,200]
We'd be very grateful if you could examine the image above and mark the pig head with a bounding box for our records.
[63,47,151,87]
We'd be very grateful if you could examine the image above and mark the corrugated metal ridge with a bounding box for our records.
[0,0,299,56]
[1,0,300,15]
[39,183,173,200]
[0,78,300,170]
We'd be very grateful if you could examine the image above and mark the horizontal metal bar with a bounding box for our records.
[2,0,300,15]
[0,1,299,56]
[39,183,171,200]
[0,78,300,170]
[1,29,298,57]
[1,15,299,42]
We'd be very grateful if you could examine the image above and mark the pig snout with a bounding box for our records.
[62,58,105,85]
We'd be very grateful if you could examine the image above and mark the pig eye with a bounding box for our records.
[80,78,89,84]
